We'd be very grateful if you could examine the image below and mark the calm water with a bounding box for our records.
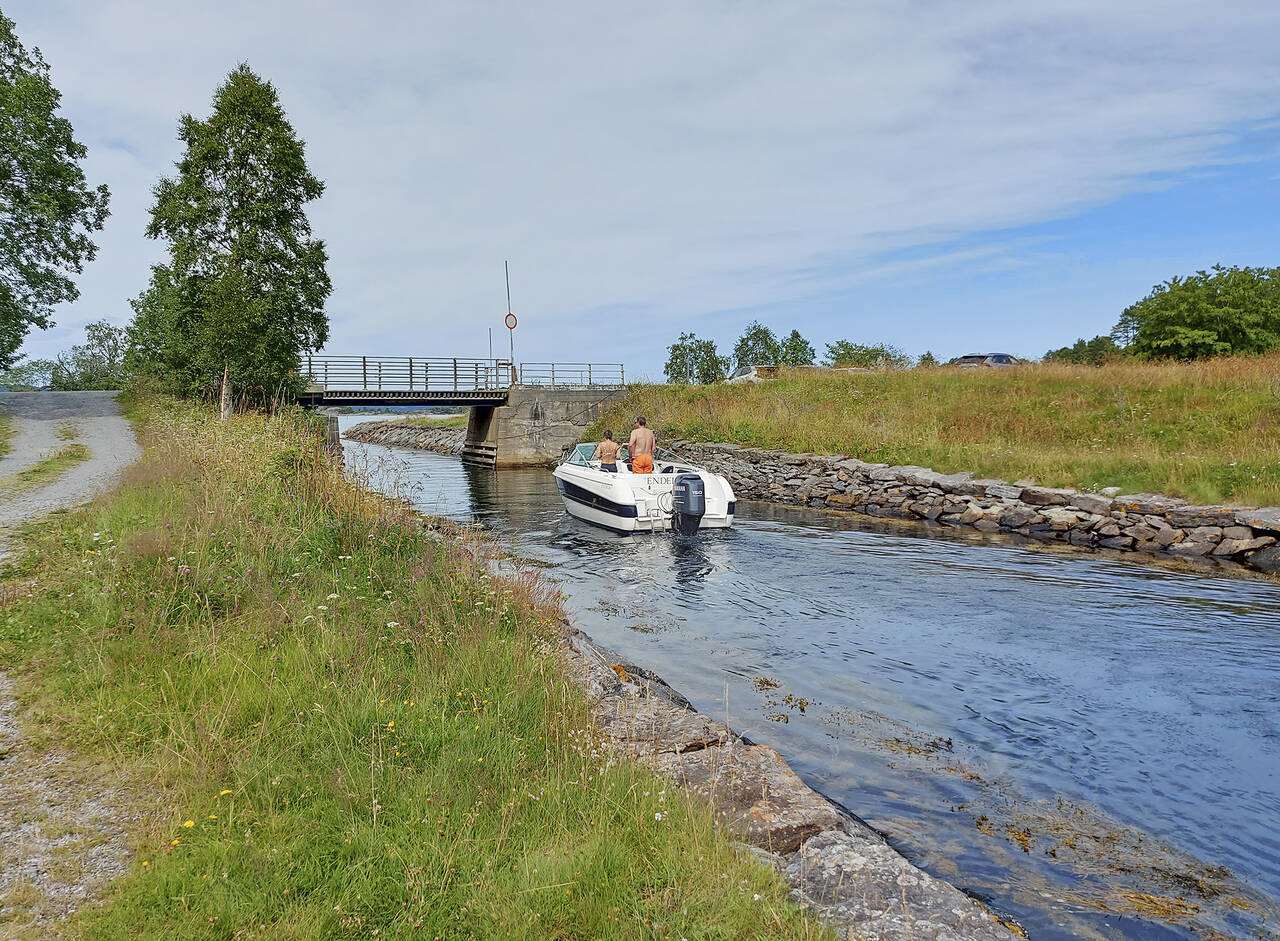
[342,418,1280,941]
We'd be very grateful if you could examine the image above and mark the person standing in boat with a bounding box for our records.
[593,431,620,472]
[629,416,655,474]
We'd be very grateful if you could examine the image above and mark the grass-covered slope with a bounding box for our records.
[0,399,825,940]
[589,355,1280,506]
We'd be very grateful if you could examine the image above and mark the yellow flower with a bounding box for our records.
[182,820,195,828]
[141,860,150,868]
[171,838,181,846]
[218,789,232,797]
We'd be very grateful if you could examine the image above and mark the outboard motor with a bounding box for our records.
[671,473,706,537]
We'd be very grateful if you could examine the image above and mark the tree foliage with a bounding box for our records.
[917,350,939,367]
[1116,265,1280,360]
[777,329,815,366]
[823,340,911,369]
[0,355,53,389]
[0,12,110,368]
[1044,334,1122,365]
[731,321,780,370]
[51,319,127,389]
[130,64,330,401]
[664,332,728,384]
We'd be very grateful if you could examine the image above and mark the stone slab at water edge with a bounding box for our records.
[666,440,1280,574]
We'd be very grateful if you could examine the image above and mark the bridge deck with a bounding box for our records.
[300,356,623,407]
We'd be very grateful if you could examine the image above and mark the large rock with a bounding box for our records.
[998,507,1041,529]
[1167,541,1214,557]
[1167,505,1240,528]
[1235,508,1280,533]
[984,483,1023,501]
[1068,492,1115,515]
[787,830,1018,941]
[1019,486,1074,506]
[650,744,849,854]
[1213,536,1276,557]
[1115,493,1187,515]
[1246,545,1280,573]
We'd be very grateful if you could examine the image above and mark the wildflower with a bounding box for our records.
[386,621,400,628]
[171,838,181,846]
[182,820,195,828]
[316,605,328,611]
[654,812,664,821]
[218,789,233,797]
[327,593,340,600]
[141,861,149,868]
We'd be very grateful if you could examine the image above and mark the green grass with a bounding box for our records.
[0,399,826,940]
[404,412,468,428]
[0,412,11,458]
[56,420,79,441]
[0,443,90,494]
[590,354,1280,505]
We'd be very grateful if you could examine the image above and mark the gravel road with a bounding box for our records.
[0,391,140,546]
[0,391,143,934]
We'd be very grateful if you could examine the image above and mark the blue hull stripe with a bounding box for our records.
[555,478,640,518]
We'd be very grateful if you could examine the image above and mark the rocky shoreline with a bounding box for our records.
[559,625,1021,941]
[342,420,464,455]
[668,439,1280,574]
[344,419,1280,574]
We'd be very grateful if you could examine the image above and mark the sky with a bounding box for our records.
[11,0,1280,379]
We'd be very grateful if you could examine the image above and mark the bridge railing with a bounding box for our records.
[516,363,625,387]
[304,356,626,391]
[303,356,513,391]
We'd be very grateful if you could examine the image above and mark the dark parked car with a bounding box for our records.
[950,353,1019,368]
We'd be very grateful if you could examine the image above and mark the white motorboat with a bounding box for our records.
[552,443,736,534]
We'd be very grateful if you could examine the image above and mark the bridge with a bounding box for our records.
[300,356,627,466]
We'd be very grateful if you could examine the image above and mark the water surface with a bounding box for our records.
[342,419,1280,941]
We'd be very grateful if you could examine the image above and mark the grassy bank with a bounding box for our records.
[405,412,468,429]
[0,412,11,458]
[0,399,824,939]
[589,355,1280,505]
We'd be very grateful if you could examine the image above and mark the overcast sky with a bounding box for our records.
[11,1,1280,377]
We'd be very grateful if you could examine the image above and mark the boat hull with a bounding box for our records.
[552,463,734,534]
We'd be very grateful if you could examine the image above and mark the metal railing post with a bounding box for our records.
[453,358,458,390]
[362,356,368,389]
[324,362,329,386]
[588,363,593,385]
[551,363,556,387]
[409,358,414,390]
[621,364,625,386]
[377,361,382,390]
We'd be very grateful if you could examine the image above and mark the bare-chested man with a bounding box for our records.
[628,416,655,474]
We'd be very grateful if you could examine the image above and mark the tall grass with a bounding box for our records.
[0,399,826,940]
[0,412,11,458]
[590,355,1280,505]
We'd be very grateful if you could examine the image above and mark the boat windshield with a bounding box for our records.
[562,442,688,469]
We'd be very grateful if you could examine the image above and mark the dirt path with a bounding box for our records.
[0,392,142,938]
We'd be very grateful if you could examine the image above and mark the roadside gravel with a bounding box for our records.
[0,391,143,937]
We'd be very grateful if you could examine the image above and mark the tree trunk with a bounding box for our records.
[219,364,233,421]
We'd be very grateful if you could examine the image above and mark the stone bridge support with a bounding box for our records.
[462,386,625,467]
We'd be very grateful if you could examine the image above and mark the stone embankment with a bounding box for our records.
[669,440,1280,573]
[343,420,464,456]
[560,626,1020,940]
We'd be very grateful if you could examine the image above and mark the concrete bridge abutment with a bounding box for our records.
[461,386,625,467]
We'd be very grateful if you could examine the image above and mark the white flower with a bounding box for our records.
[316,605,328,611]
[326,593,340,600]
[386,621,400,628]
[753,893,761,901]
[654,812,664,821]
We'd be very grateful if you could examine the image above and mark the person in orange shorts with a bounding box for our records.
[628,415,655,474]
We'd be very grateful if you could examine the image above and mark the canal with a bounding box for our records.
[341,418,1280,941]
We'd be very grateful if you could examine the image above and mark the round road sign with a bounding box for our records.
[505,313,517,330]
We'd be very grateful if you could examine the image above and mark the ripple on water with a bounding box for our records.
[340,429,1280,941]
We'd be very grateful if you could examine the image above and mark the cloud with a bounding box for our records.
[12,0,1280,372]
